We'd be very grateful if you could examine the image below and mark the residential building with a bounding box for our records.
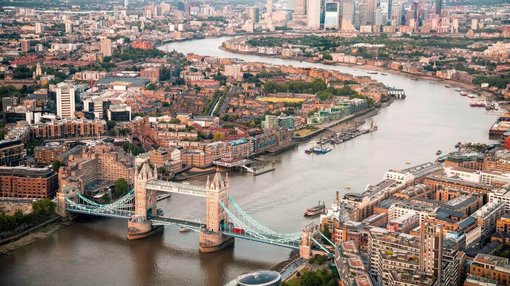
[56,82,76,119]
[469,254,510,285]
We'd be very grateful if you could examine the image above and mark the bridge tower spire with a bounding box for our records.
[127,156,162,240]
[199,171,234,252]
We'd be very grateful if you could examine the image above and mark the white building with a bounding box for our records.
[480,170,510,186]
[56,82,76,119]
[489,189,510,213]
[444,167,481,183]
[324,1,340,29]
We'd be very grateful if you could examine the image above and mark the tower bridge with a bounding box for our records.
[57,156,331,257]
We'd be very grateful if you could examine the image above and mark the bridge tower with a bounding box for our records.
[199,171,234,252]
[127,159,162,240]
[299,225,313,259]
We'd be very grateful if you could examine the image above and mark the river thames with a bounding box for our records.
[0,37,501,286]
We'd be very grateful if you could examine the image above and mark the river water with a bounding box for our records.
[0,37,500,286]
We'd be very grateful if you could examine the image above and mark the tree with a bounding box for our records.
[32,199,55,216]
[113,178,130,198]
[169,118,181,124]
[300,271,322,286]
[107,120,117,130]
[52,160,63,172]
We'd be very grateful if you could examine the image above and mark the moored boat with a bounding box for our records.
[304,202,326,217]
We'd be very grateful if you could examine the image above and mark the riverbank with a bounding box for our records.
[220,43,497,101]
[0,218,72,255]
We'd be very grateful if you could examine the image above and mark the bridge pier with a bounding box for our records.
[127,215,163,240]
[199,231,234,253]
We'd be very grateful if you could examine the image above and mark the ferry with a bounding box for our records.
[305,146,332,154]
[304,202,326,217]
[312,146,332,154]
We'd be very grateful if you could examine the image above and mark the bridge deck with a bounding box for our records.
[222,230,300,250]
[146,180,206,197]
[151,216,205,230]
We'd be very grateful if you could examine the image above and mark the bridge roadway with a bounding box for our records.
[145,180,207,197]
[66,206,204,230]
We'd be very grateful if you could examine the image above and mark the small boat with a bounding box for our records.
[455,89,462,92]
[305,149,313,154]
[312,146,332,154]
[405,161,411,164]
[411,77,418,81]
[460,92,468,96]
[381,73,388,76]
[436,150,442,155]
[179,227,191,233]
[304,202,326,217]
[444,85,450,88]
[367,71,378,75]
[468,93,478,98]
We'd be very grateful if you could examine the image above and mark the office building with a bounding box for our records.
[247,7,260,23]
[307,0,321,29]
[0,140,25,166]
[107,104,132,122]
[324,1,340,29]
[0,166,58,199]
[56,82,76,119]
[436,0,443,16]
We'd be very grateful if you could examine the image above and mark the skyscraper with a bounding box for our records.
[307,0,321,29]
[324,1,340,29]
[366,0,376,25]
[341,0,354,25]
[419,220,443,279]
[267,0,273,16]
[436,0,443,16]
[247,7,260,23]
[56,82,76,119]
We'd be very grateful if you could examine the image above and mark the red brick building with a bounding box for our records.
[0,166,58,198]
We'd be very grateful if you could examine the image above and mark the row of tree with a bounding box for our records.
[0,199,56,234]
